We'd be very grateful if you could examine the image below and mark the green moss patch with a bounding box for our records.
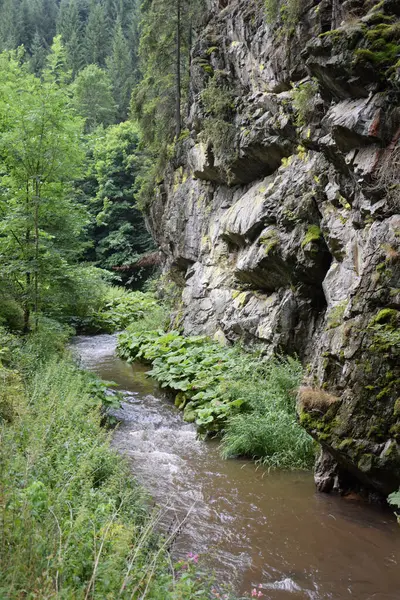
[301,224,321,248]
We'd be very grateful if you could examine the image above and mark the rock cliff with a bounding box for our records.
[148,0,400,498]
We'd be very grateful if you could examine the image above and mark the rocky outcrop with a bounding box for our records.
[148,0,400,498]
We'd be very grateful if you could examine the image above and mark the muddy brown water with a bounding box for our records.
[73,334,400,600]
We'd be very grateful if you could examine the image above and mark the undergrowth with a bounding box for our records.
[71,287,167,334]
[117,329,314,469]
[0,326,220,599]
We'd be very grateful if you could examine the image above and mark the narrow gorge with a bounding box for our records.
[147,0,400,499]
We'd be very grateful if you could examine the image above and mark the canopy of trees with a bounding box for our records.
[0,0,139,119]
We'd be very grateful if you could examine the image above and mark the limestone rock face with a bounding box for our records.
[147,0,400,497]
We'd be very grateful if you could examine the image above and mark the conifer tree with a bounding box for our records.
[133,0,205,149]
[31,0,58,46]
[17,0,33,51]
[0,0,18,51]
[29,31,47,74]
[57,0,84,75]
[106,19,133,121]
[84,1,109,67]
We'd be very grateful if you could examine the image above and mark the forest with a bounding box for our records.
[0,0,399,598]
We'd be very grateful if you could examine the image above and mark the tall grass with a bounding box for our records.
[0,354,215,599]
[220,357,315,469]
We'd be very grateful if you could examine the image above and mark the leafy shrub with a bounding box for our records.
[264,0,279,23]
[72,287,166,334]
[117,329,246,431]
[117,329,314,468]
[0,295,24,331]
[201,77,235,120]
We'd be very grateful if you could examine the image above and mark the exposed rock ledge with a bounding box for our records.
[147,0,400,498]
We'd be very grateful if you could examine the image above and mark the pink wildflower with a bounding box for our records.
[187,552,199,563]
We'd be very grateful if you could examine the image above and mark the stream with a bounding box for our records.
[73,334,400,600]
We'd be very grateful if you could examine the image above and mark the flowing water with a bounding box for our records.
[73,334,400,600]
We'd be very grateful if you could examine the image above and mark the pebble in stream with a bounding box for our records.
[73,335,400,600]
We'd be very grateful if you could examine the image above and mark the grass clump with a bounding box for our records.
[117,329,314,469]
[220,358,314,469]
[297,386,339,412]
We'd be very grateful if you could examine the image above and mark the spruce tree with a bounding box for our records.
[57,0,84,75]
[132,0,205,149]
[29,31,47,75]
[84,1,109,67]
[0,0,18,51]
[106,20,133,121]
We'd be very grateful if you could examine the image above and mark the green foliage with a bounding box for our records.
[291,79,319,127]
[201,118,237,169]
[132,0,206,208]
[85,121,155,281]
[220,358,314,469]
[259,229,279,255]
[326,301,348,330]
[389,489,400,508]
[389,489,400,524]
[265,0,305,31]
[0,47,89,331]
[106,19,134,121]
[0,293,24,331]
[301,224,322,248]
[75,288,166,334]
[117,329,246,431]
[201,77,235,119]
[264,0,279,24]
[133,0,204,149]
[199,77,237,170]
[73,64,116,131]
[0,0,139,119]
[368,308,400,353]
[117,329,313,468]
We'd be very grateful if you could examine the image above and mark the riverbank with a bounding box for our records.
[0,323,227,599]
[116,327,314,470]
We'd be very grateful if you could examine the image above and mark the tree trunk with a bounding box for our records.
[23,183,31,334]
[34,178,40,330]
[187,20,192,119]
[331,0,341,29]
[176,0,181,138]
